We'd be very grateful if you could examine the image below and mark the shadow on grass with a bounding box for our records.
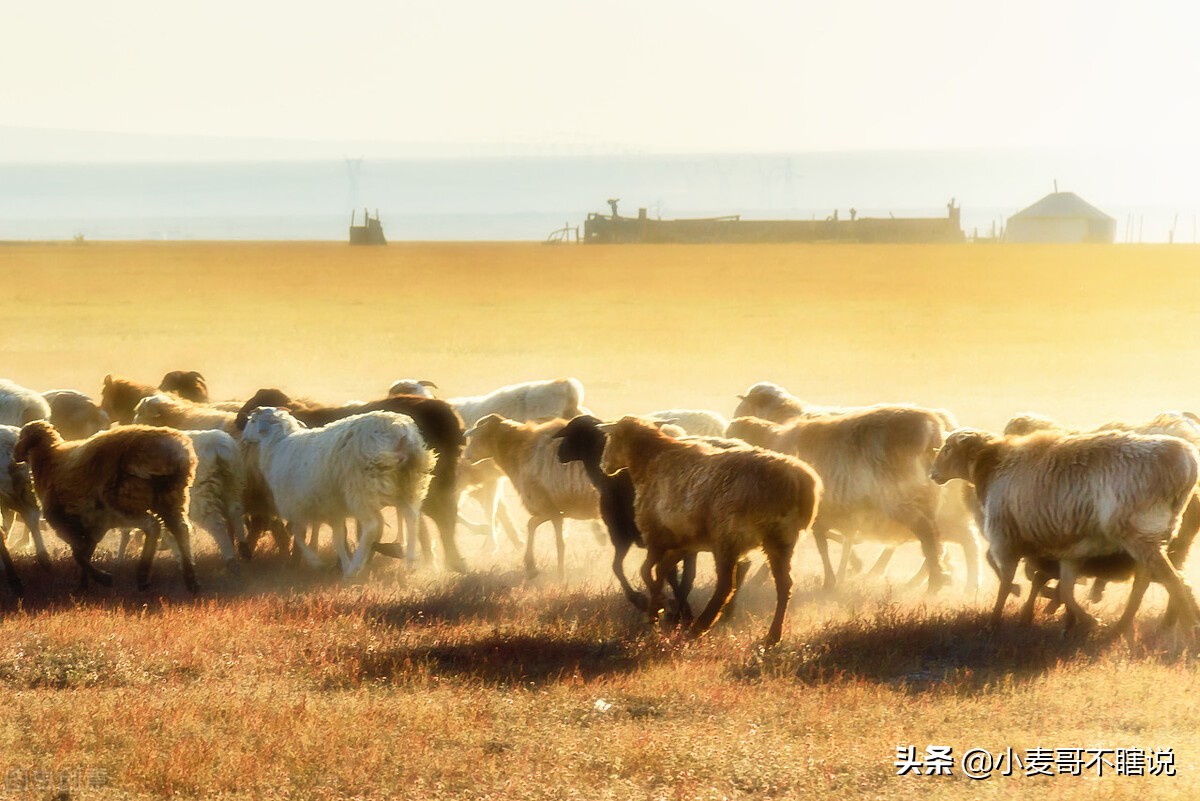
[734,604,1116,692]
[0,548,346,615]
[337,630,666,687]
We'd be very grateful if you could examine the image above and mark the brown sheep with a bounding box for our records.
[463,414,599,581]
[726,407,950,593]
[158,371,209,404]
[931,428,1200,635]
[100,375,157,426]
[600,416,821,644]
[14,421,199,594]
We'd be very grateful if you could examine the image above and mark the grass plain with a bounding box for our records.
[2,241,1200,799]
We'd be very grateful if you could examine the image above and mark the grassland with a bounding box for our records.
[3,241,1200,799]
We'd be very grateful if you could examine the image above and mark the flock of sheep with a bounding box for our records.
[2,372,1199,646]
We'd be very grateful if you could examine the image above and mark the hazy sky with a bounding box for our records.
[4,0,1199,154]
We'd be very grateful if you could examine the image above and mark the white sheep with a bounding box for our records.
[0,424,50,568]
[0,380,51,428]
[464,414,599,581]
[241,408,433,577]
[643,409,729,438]
[932,427,1200,635]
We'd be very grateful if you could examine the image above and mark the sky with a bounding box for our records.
[4,0,1200,156]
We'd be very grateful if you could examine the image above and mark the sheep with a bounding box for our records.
[235,389,468,572]
[133,393,239,436]
[14,421,199,593]
[0,380,51,428]
[158,371,209,403]
[386,379,439,398]
[99,371,210,426]
[454,456,522,550]
[385,379,588,553]
[725,407,951,593]
[551,414,690,609]
[241,408,433,577]
[0,425,50,569]
[1002,411,1200,611]
[464,414,599,581]
[41,390,111,440]
[931,428,1200,635]
[643,409,729,438]
[389,378,587,426]
[600,416,821,644]
[115,429,247,570]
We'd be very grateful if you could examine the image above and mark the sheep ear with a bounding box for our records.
[104,374,113,387]
[419,380,438,389]
[596,422,617,432]
[651,418,678,429]
[736,394,746,400]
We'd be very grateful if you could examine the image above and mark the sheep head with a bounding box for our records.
[13,420,63,465]
[159,370,209,403]
[1003,412,1061,437]
[388,378,438,398]
[930,428,996,486]
[133,393,172,426]
[599,415,665,474]
[733,382,793,421]
[463,413,506,462]
[551,414,606,466]
[241,407,301,444]
[724,416,778,449]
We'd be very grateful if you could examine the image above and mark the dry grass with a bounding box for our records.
[3,241,1200,799]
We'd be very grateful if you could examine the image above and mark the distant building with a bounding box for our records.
[1005,192,1115,243]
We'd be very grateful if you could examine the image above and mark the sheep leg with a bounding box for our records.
[14,506,50,571]
[2,506,27,551]
[1109,566,1151,640]
[552,516,567,583]
[1136,542,1200,635]
[611,538,648,611]
[345,510,385,578]
[835,536,854,582]
[1019,569,1049,625]
[812,525,837,592]
[865,547,896,578]
[136,523,162,591]
[665,553,696,622]
[199,511,239,568]
[958,531,981,592]
[0,523,22,597]
[162,511,199,595]
[900,511,948,593]
[640,547,666,625]
[762,542,795,646]
[289,522,325,569]
[721,558,753,621]
[688,551,739,640]
[1057,561,1098,632]
[988,554,1018,628]
[1167,495,1200,569]
[116,528,133,570]
[1088,579,1108,605]
[524,515,547,578]
[331,518,353,575]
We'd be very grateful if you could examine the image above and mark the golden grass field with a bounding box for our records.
[4,241,1200,799]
